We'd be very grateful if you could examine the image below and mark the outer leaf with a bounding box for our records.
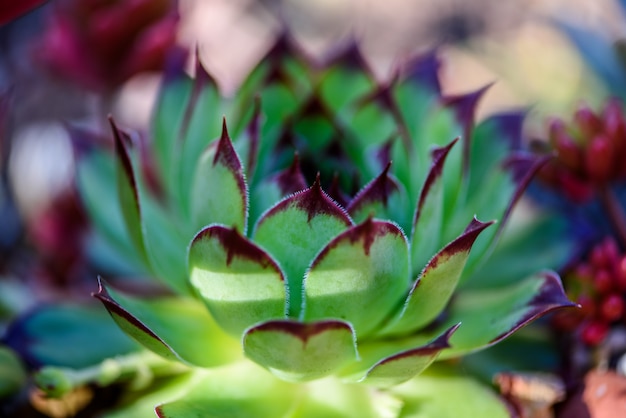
[111,118,147,262]
[3,304,137,369]
[152,69,193,198]
[341,324,460,387]
[190,120,248,233]
[243,319,358,382]
[411,138,458,272]
[104,373,198,418]
[288,376,403,418]
[156,362,297,418]
[94,279,241,368]
[303,218,410,337]
[253,177,353,317]
[438,271,576,358]
[463,214,575,289]
[155,363,402,418]
[178,58,223,215]
[188,225,286,336]
[391,366,511,418]
[140,196,190,294]
[382,218,493,337]
[76,151,143,268]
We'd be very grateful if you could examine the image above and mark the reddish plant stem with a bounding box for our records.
[599,185,626,248]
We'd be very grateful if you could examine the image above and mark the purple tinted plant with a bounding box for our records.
[34,0,182,92]
[68,37,574,416]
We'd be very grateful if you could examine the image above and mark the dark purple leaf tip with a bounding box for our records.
[377,323,460,364]
[193,46,218,91]
[245,97,261,176]
[192,226,282,275]
[314,219,403,265]
[92,277,162,343]
[427,217,494,269]
[401,50,442,94]
[246,319,351,344]
[497,153,551,238]
[442,84,493,172]
[110,116,139,207]
[324,39,371,73]
[347,162,399,215]
[489,271,577,344]
[262,174,353,225]
[213,118,244,174]
[413,138,459,227]
[274,153,308,196]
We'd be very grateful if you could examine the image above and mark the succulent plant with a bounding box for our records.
[72,36,574,416]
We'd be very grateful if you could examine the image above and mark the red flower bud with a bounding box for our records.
[558,171,594,203]
[575,105,603,139]
[554,132,583,172]
[581,320,609,346]
[616,255,626,291]
[594,269,614,294]
[584,134,614,182]
[600,294,625,321]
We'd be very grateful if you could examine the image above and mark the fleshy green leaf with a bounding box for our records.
[155,362,297,418]
[303,218,410,337]
[94,279,241,368]
[111,117,147,263]
[140,196,190,294]
[382,218,493,337]
[177,58,223,215]
[152,70,193,199]
[410,138,458,272]
[342,324,460,387]
[76,150,143,269]
[188,225,286,336]
[288,375,403,418]
[253,177,353,318]
[438,271,576,358]
[391,366,511,418]
[190,120,248,234]
[463,214,575,289]
[104,372,197,418]
[243,319,358,382]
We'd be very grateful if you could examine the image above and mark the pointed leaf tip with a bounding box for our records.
[414,137,459,227]
[274,153,308,195]
[347,162,399,218]
[487,271,576,344]
[360,323,461,387]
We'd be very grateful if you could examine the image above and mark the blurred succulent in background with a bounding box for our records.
[530,100,626,246]
[0,1,48,25]
[61,35,577,416]
[34,0,182,92]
